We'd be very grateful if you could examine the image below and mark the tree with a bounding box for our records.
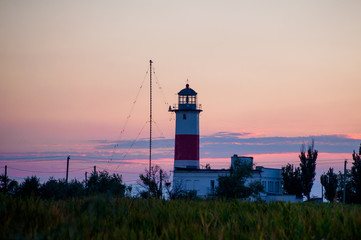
[320,168,338,202]
[40,177,67,199]
[17,176,41,197]
[299,140,318,201]
[66,179,85,198]
[336,169,357,203]
[216,159,262,199]
[87,170,125,197]
[281,164,303,197]
[351,144,361,203]
[138,165,170,199]
[41,178,85,199]
[248,181,264,200]
[0,175,18,195]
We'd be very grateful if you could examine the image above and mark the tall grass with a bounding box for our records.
[1,194,360,239]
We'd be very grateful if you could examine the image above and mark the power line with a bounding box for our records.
[153,69,169,106]
[6,166,92,174]
[108,68,149,162]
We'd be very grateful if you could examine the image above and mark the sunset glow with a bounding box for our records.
[1,1,361,198]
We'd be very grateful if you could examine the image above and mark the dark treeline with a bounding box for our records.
[282,142,361,203]
[0,170,130,199]
[320,144,361,203]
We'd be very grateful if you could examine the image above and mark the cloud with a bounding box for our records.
[1,133,360,162]
[200,133,361,158]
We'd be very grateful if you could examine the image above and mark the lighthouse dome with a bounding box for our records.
[178,84,197,96]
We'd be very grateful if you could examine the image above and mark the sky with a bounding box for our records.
[1,1,361,197]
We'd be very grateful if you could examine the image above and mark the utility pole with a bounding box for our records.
[94,166,96,174]
[343,159,347,203]
[66,155,70,184]
[4,165,7,193]
[148,59,153,200]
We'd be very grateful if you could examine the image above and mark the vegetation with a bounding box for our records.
[281,141,317,200]
[216,159,263,199]
[0,174,18,194]
[351,144,361,203]
[320,168,338,202]
[0,170,126,199]
[87,170,125,197]
[1,195,361,239]
[336,169,357,203]
[138,165,170,199]
[281,164,303,197]
[299,141,318,200]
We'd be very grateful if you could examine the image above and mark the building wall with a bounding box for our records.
[251,167,282,195]
[173,167,282,197]
[173,170,229,196]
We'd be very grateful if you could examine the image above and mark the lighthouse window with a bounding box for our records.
[179,96,186,104]
[183,114,186,120]
[179,95,196,104]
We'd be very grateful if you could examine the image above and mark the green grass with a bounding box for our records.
[1,194,361,240]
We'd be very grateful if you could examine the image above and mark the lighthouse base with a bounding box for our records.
[174,160,199,169]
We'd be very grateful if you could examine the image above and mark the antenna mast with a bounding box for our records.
[148,60,153,200]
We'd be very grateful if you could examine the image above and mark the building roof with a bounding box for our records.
[178,84,197,96]
[174,167,264,173]
[174,167,229,173]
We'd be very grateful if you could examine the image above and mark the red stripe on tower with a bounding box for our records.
[169,84,202,169]
[174,135,199,160]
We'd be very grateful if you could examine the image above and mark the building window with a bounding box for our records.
[183,114,186,120]
[268,181,274,192]
[262,181,266,191]
[275,181,280,193]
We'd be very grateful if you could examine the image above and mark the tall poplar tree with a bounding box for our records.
[351,144,361,203]
[320,168,338,202]
[299,140,318,201]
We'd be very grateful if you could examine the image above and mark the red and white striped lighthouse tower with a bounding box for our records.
[169,84,202,169]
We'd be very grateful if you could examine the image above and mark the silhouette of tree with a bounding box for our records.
[216,159,262,199]
[320,168,338,202]
[336,169,357,203]
[138,165,170,199]
[17,176,41,197]
[41,177,67,199]
[281,164,303,197]
[351,144,361,203]
[40,178,84,199]
[0,175,18,195]
[299,140,317,201]
[87,170,125,197]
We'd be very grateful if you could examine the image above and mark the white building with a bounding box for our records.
[173,154,283,199]
[169,84,299,201]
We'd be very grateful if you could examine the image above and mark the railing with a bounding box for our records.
[169,104,202,111]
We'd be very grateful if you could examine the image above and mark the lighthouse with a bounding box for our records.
[169,84,202,169]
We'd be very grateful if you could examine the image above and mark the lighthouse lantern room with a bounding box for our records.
[169,84,202,169]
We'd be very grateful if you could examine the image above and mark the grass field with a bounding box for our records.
[1,194,360,240]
